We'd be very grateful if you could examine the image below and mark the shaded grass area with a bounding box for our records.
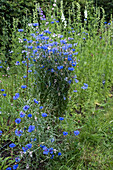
[75,97,113,170]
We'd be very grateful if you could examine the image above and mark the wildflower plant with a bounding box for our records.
[2,96,80,169]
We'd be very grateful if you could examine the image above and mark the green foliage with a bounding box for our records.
[95,0,113,22]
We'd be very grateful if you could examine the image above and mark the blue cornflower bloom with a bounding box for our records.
[34,99,39,104]
[59,117,64,121]
[43,146,49,155]
[63,132,68,136]
[9,143,16,148]
[6,167,11,170]
[64,97,66,100]
[27,46,33,49]
[26,143,32,149]
[81,86,87,89]
[68,80,72,84]
[84,83,88,87]
[0,66,3,68]
[42,113,47,117]
[15,118,21,124]
[15,61,20,65]
[23,105,30,111]
[18,29,24,32]
[22,61,26,64]
[68,67,74,71]
[102,80,105,85]
[33,23,38,26]
[74,43,78,46]
[51,68,54,72]
[28,125,35,132]
[51,21,54,24]
[21,85,27,89]
[23,38,27,41]
[57,66,63,70]
[74,130,80,136]
[75,79,79,83]
[13,164,18,169]
[1,89,4,91]
[20,111,25,118]
[3,94,6,96]
[40,145,45,148]
[49,148,53,154]
[39,106,43,109]
[28,114,32,118]
[15,129,23,137]
[50,154,54,159]
[15,157,20,162]
[50,138,55,143]
[28,70,32,73]
[73,90,77,92]
[81,83,88,89]
[13,93,19,100]
[22,147,28,152]
[0,130,2,135]
[68,57,72,61]
[58,152,61,156]
[33,138,37,141]
[23,75,27,78]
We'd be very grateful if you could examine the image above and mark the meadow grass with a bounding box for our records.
[0,1,113,170]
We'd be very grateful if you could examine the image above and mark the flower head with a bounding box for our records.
[6,167,11,170]
[43,146,49,155]
[13,93,19,100]
[0,130,2,135]
[49,148,53,154]
[57,66,63,70]
[15,118,21,124]
[58,152,61,156]
[18,29,24,32]
[3,94,6,96]
[9,143,16,148]
[13,164,18,169]
[68,67,74,71]
[63,132,68,136]
[21,85,27,89]
[39,106,43,109]
[74,130,80,136]
[15,157,20,162]
[26,143,32,149]
[34,99,39,104]
[22,147,28,152]
[28,125,35,132]
[23,105,30,111]
[15,129,23,137]
[42,113,47,117]
[20,111,25,118]
[59,117,64,121]
[28,114,32,118]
